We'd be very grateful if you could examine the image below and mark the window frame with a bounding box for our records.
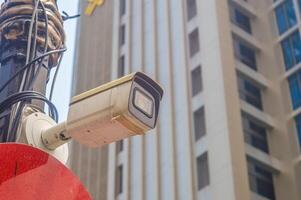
[188,28,200,58]
[193,107,206,141]
[191,66,203,97]
[232,7,252,34]
[248,160,275,200]
[242,115,269,153]
[115,165,123,196]
[118,55,125,78]
[238,76,263,110]
[196,152,210,190]
[233,39,257,71]
[120,0,126,17]
[275,0,297,35]
[186,0,197,21]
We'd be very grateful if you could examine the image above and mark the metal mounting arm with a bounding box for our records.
[41,121,71,150]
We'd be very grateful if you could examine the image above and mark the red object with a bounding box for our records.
[0,143,92,200]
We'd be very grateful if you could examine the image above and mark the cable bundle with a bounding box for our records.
[0,0,66,142]
[0,91,58,122]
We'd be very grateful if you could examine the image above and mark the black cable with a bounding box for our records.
[26,3,40,90]
[0,91,58,122]
[62,11,80,21]
[0,48,67,94]
[0,48,66,142]
[28,1,50,90]
[7,0,41,141]
[49,53,63,102]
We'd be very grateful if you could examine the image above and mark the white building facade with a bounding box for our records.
[72,0,301,200]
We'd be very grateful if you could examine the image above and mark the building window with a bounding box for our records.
[116,140,124,153]
[191,66,203,96]
[197,153,210,190]
[120,0,126,17]
[242,115,269,153]
[238,76,263,110]
[118,56,125,78]
[275,0,297,35]
[231,7,252,34]
[193,107,206,141]
[115,165,123,196]
[281,31,301,70]
[295,114,301,149]
[189,28,200,57]
[186,0,197,21]
[248,160,275,200]
[288,70,301,109]
[234,40,257,70]
[119,25,126,47]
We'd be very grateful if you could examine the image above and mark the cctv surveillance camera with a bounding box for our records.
[38,72,163,151]
[67,72,163,147]
[23,72,163,163]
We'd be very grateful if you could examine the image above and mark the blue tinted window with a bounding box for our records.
[276,5,287,34]
[242,115,269,153]
[292,32,301,63]
[234,9,252,34]
[239,43,257,70]
[248,161,275,200]
[289,71,301,109]
[233,39,257,71]
[295,114,301,149]
[238,76,263,110]
[275,0,297,35]
[281,31,301,70]
[286,0,297,26]
[244,81,262,110]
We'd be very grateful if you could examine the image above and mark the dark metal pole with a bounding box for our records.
[0,0,65,142]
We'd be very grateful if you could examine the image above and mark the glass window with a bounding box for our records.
[118,56,125,78]
[232,8,252,34]
[238,76,263,110]
[275,0,297,35]
[197,153,210,190]
[242,115,269,153]
[119,25,126,47]
[281,33,301,71]
[120,0,126,17]
[191,66,203,96]
[186,0,197,21]
[289,70,301,109]
[193,107,206,141]
[116,140,124,153]
[189,28,200,57]
[248,160,275,200]
[115,165,123,196]
[234,40,257,70]
[295,114,301,149]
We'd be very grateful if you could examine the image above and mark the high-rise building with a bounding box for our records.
[69,0,114,199]
[71,0,301,199]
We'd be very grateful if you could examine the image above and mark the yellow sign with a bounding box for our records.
[85,0,105,16]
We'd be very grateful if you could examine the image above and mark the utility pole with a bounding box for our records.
[0,0,163,164]
[0,0,65,142]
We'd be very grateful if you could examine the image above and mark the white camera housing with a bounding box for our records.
[23,72,163,163]
[66,72,163,147]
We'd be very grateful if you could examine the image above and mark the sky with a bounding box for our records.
[49,0,79,121]
[0,0,79,121]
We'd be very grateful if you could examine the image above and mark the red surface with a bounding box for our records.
[0,143,92,200]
